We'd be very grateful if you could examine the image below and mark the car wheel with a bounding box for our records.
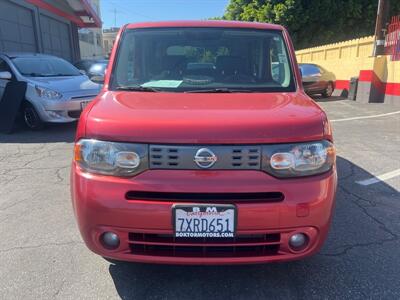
[22,102,44,130]
[322,82,334,98]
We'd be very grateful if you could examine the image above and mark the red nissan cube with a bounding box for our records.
[71,21,337,265]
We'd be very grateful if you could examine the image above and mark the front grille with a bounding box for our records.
[231,147,261,168]
[128,232,281,257]
[125,191,284,203]
[150,146,180,168]
[149,145,261,170]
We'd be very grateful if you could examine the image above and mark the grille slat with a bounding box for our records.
[129,240,281,247]
[128,232,281,258]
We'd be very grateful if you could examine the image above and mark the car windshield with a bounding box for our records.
[111,27,295,92]
[12,56,81,77]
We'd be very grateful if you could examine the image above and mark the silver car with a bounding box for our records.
[0,53,101,129]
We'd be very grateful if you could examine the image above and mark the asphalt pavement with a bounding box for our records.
[0,97,399,299]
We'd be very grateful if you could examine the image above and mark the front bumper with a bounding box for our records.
[30,96,95,123]
[71,164,337,265]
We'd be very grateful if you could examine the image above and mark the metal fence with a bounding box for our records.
[385,15,400,61]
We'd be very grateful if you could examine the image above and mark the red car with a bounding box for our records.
[71,21,337,265]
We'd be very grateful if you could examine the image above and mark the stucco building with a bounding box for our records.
[102,27,119,57]
[0,0,101,62]
[78,0,104,59]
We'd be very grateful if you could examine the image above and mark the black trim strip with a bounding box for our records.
[126,191,284,203]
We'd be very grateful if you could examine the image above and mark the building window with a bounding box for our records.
[96,33,101,46]
[79,29,95,44]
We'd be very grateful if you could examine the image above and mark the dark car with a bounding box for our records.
[299,63,335,98]
[74,59,108,83]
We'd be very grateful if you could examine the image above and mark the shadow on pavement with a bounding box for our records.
[0,122,76,144]
[107,156,399,299]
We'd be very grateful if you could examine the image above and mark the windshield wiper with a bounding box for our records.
[185,88,254,93]
[115,86,159,92]
[53,74,79,77]
[22,73,78,77]
[22,73,53,77]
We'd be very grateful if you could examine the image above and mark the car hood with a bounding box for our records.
[85,91,325,144]
[27,75,100,93]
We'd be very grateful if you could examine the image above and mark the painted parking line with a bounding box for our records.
[331,110,400,122]
[356,169,400,186]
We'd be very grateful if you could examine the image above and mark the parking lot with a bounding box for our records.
[0,98,399,299]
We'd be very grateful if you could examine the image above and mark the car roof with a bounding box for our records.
[0,52,59,59]
[125,20,284,31]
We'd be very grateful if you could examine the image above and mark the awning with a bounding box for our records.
[26,0,102,28]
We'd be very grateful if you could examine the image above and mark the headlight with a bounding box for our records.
[74,139,148,176]
[262,140,335,177]
[35,85,63,100]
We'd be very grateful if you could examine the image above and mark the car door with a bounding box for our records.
[300,64,322,93]
[0,58,12,101]
[317,66,332,90]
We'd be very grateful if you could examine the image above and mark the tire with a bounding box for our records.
[22,102,44,130]
[322,82,334,98]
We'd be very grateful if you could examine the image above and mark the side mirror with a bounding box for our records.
[90,74,105,84]
[0,71,12,80]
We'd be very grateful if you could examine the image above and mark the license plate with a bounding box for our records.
[80,101,90,110]
[173,204,236,238]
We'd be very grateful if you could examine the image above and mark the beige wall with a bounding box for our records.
[296,36,376,81]
[296,36,399,85]
[296,35,400,105]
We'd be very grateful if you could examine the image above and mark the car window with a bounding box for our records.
[11,56,81,77]
[111,28,295,92]
[318,66,328,73]
[270,36,291,86]
[0,58,11,73]
[74,61,85,70]
[81,61,93,70]
[299,64,320,76]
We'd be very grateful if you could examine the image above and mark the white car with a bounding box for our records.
[0,53,101,129]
